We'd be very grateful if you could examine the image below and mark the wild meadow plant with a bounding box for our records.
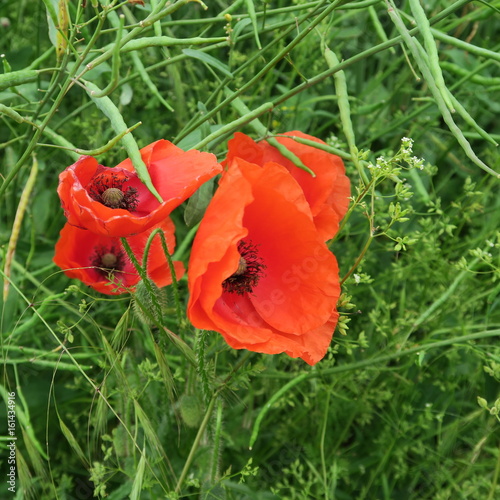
[1,1,499,498]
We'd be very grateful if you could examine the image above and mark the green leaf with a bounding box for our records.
[184,178,215,228]
[129,446,147,500]
[182,48,233,77]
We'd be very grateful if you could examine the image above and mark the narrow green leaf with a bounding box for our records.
[130,446,147,500]
[184,178,215,228]
[182,48,233,77]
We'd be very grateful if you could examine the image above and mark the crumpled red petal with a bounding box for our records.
[224,131,350,240]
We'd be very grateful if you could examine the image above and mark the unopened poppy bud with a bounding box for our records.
[178,394,203,428]
[101,187,125,208]
[132,278,168,325]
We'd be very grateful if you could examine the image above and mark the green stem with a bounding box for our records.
[175,395,217,494]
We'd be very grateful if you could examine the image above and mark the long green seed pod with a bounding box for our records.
[0,69,39,91]
[3,156,38,301]
[324,46,369,184]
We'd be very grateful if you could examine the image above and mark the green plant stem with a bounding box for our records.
[175,395,217,493]
[386,0,497,177]
[270,0,472,109]
[340,233,373,286]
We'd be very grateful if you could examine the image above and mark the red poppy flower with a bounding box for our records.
[53,218,184,295]
[58,140,222,237]
[223,131,350,241]
[187,158,341,365]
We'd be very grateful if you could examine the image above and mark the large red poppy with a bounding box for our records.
[58,140,222,237]
[53,218,184,295]
[187,158,341,365]
[223,131,350,241]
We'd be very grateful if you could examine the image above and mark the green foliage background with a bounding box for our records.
[1,0,499,499]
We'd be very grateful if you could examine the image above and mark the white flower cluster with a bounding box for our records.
[401,137,425,170]
[401,136,414,154]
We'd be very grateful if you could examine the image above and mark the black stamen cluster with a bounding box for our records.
[222,240,266,295]
[90,245,126,278]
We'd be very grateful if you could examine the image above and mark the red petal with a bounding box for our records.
[225,131,350,240]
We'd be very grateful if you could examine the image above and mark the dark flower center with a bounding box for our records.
[88,171,139,211]
[222,240,266,295]
[91,245,126,278]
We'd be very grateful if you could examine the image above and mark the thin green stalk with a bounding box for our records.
[273,134,351,160]
[0,9,106,198]
[175,395,217,494]
[340,234,373,286]
[226,89,315,176]
[106,9,174,111]
[138,229,182,328]
[191,102,274,151]
[171,223,200,262]
[90,13,124,97]
[176,0,335,143]
[79,0,198,79]
[38,121,142,156]
[320,390,331,499]
[120,237,163,321]
[270,0,472,111]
